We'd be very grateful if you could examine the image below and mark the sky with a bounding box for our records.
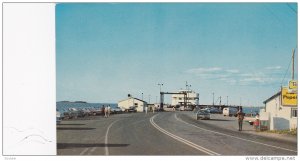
[56,3,297,106]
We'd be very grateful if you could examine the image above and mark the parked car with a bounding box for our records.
[126,106,137,113]
[185,106,193,111]
[195,109,211,120]
[67,108,80,119]
[179,106,192,111]
[91,107,103,115]
[78,108,92,117]
[209,107,222,114]
[111,107,123,114]
[56,110,62,124]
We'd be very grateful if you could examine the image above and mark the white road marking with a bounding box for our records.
[150,114,220,155]
[88,146,97,155]
[79,148,89,155]
[105,120,119,155]
[175,113,297,153]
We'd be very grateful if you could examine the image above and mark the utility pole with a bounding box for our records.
[227,96,228,106]
[219,96,222,105]
[157,83,164,111]
[185,81,191,107]
[142,93,143,101]
[292,48,295,80]
[240,97,242,106]
[212,92,215,106]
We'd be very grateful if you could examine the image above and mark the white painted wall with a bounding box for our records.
[118,97,147,112]
[171,90,199,106]
[265,94,297,130]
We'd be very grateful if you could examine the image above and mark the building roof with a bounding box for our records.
[134,97,147,103]
[118,97,147,103]
[263,91,281,104]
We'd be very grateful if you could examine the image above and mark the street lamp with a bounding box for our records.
[157,83,163,92]
[142,93,143,101]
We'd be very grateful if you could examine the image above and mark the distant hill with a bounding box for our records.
[57,101,87,103]
[74,101,87,103]
[58,101,70,103]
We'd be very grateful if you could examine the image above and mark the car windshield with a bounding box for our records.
[199,110,209,114]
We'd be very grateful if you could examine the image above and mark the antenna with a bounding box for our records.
[185,81,191,90]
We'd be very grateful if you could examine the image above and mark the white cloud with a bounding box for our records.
[219,77,237,85]
[186,66,285,86]
[225,69,240,73]
[265,66,282,70]
[238,71,276,85]
[186,67,222,74]
[186,67,235,80]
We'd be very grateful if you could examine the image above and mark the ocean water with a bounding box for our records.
[242,107,263,114]
[56,102,118,113]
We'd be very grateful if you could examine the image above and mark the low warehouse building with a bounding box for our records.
[118,96,147,112]
[263,88,297,131]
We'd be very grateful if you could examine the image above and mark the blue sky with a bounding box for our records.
[56,3,297,106]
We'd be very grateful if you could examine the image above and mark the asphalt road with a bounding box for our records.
[57,112,297,155]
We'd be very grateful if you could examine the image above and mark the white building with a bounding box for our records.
[171,90,199,106]
[263,91,297,131]
[118,97,147,112]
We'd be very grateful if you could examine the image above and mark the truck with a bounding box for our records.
[223,107,238,117]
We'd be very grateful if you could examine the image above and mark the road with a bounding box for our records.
[57,112,297,155]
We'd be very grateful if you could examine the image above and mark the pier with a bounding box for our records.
[159,91,242,111]
[197,104,242,111]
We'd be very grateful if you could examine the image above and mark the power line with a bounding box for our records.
[263,4,284,26]
[280,52,293,86]
[286,3,297,14]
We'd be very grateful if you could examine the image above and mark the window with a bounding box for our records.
[291,109,297,118]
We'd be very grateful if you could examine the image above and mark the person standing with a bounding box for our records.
[107,105,111,118]
[104,106,108,118]
[254,113,260,131]
[101,105,105,116]
[237,109,244,131]
[145,106,148,114]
